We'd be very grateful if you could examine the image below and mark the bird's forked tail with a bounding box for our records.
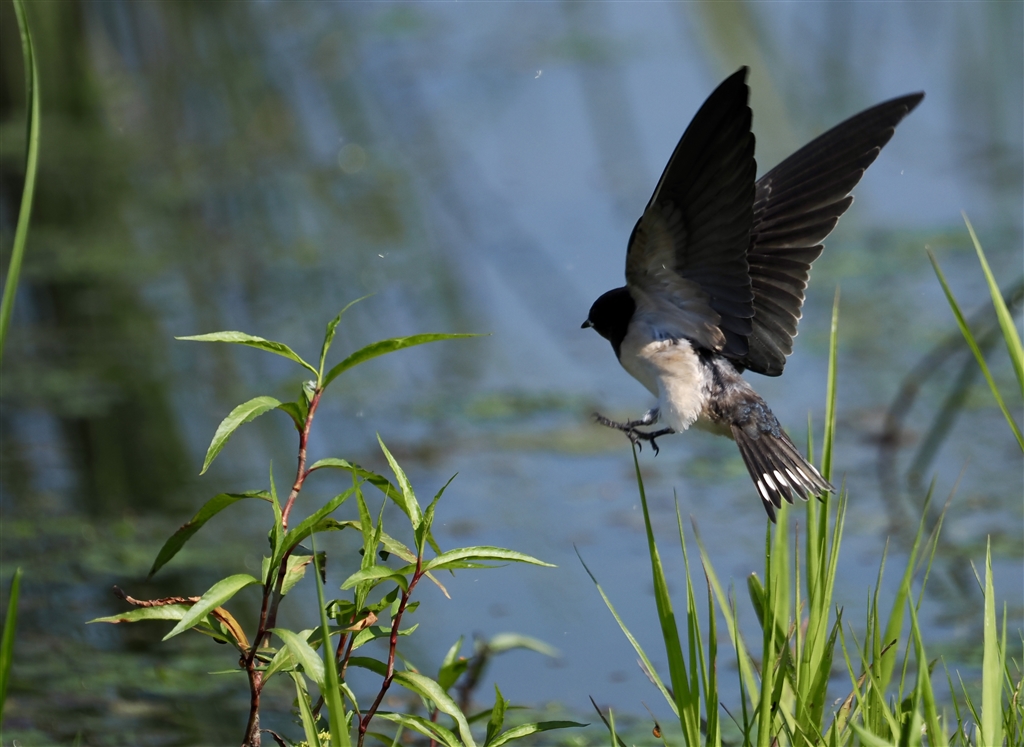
[731,422,834,521]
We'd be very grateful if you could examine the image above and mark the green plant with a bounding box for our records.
[0,0,40,365]
[91,304,582,746]
[0,567,22,721]
[585,295,1023,746]
[0,0,39,726]
[929,214,1024,451]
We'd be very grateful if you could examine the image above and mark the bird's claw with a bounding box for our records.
[593,412,672,456]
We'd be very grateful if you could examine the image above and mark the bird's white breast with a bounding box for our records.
[618,321,712,433]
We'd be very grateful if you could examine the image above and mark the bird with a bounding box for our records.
[581,67,923,521]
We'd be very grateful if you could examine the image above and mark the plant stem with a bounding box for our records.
[242,668,262,747]
[358,557,424,747]
[242,387,323,747]
[282,388,323,531]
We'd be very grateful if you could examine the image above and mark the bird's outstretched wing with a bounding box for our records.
[738,91,925,376]
[625,67,757,355]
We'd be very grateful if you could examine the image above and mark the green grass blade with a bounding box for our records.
[907,600,942,746]
[980,538,1004,747]
[677,501,719,747]
[0,0,41,366]
[631,446,700,743]
[821,288,841,481]
[310,535,350,747]
[692,521,760,707]
[962,214,1024,395]
[575,547,678,717]
[928,251,1024,450]
[291,671,325,747]
[0,568,23,719]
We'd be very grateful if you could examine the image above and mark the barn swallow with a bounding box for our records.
[582,67,922,519]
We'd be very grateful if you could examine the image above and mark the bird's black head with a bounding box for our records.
[581,286,635,357]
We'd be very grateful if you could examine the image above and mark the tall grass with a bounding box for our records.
[0,0,41,364]
[586,285,1022,746]
[0,0,39,725]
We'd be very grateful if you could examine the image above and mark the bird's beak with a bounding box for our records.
[581,319,592,329]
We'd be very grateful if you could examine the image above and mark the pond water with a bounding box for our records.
[1,2,1022,745]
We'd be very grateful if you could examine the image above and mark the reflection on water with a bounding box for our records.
[1,2,1021,744]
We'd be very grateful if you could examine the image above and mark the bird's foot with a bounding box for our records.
[593,412,674,455]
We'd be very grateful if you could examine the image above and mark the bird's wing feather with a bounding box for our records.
[625,67,756,355]
[739,91,924,376]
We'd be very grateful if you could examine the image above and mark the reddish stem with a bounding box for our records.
[281,388,323,531]
[357,557,425,747]
[241,386,323,747]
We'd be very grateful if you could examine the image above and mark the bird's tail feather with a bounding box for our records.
[732,424,834,521]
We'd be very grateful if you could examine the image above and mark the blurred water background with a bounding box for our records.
[1,2,1021,745]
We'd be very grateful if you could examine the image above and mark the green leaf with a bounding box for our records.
[423,546,554,572]
[487,722,586,747]
[437,637,467,692]
[262,627,311,682]
[929,251,1024,450]
[849,722,898,747]
[274,488,356,569]
[0,0,40,366]
[163,574,260,640]
[350,622,418,652]
[392,671,477,747]
[319,296,372,376]
[0,567,23,714]
[341,565,413,591]
[89,604,191,625]
[484,684,507,746]
[200,396,283,475]
[346,656,388,677]
[278,401,308,432]
[376,436,422,527]
[176,331,318,376]
[374,712,461,747]
[290,672,324,747]
[262,552,316,597]
[322,333,483,388]
[306,458,399,499]
[963,214,1024,396]
[417,474,455,556]
[269,464,284,565]
[274,628,325,689]
[484,633,559,657]
[148,491,270,578]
